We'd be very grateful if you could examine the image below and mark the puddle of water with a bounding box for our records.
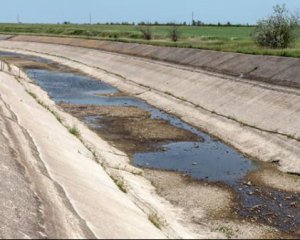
[21,65,300,233]
[134,142,256,185]
[27,69,117,103]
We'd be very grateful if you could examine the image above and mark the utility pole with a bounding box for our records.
[89,13,92,25]
[17,14,20,24]
[191,12,194,26]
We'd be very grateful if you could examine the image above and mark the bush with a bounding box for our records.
[253,4,299,48]
[138,25,152,40]
[169,25,181,42]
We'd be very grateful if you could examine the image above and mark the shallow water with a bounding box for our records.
[27,69,258,185]
[1,54,294,234]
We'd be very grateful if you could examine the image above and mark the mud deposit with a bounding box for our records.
[60,104,199,153]
[1,51,298,236]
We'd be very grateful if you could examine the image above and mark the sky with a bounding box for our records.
[1,0,299,25]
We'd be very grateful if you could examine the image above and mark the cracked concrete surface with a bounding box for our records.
[0,113,45,239]
[0,71,169,238]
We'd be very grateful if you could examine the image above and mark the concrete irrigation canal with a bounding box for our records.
[0,38,299,239]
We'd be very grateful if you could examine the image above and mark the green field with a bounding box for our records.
[1,23,300,57]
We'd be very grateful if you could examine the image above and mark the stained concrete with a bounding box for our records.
[9,35,300,88]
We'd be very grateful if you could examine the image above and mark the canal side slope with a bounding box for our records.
[0,39,299,175]
[0,71,166,238]
[9,35,300,89]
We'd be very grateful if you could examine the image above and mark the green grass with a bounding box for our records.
[148,213,162,229]
[214,226,237,239]
[110,175,127,193]
[68,125,81,137]
[1,23,300,57]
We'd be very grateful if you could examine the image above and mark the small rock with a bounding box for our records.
[243,181,252,186]
[271,159,280,165]
[290,202,297,208]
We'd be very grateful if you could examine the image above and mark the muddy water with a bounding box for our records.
[0,50,298,234]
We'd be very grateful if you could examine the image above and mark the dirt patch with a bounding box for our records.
[144,169,233,219]
[59,103,200,154]
[207,219,282,239]
[59,104,151,118]
[248,168,300,193]
[143,169,279,239]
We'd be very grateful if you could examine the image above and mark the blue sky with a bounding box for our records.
[1,0,299,24]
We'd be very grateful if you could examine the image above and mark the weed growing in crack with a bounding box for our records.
[110,175,127,193]
[68,125,81,138]
[27,90,37,99]
[26,90,63,123]
[14,76,21,83]
[148,213,162,229]
[214,226,236,239]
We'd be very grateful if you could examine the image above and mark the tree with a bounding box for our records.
[253,4,299,48]
[169,24,181,42]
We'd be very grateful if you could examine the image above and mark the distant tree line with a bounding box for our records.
[60,21,255,27]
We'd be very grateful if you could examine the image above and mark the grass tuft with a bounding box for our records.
[110,175,127,193]
[214,226,236,239]
[68,125,81,137]
[148,213,162,229]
